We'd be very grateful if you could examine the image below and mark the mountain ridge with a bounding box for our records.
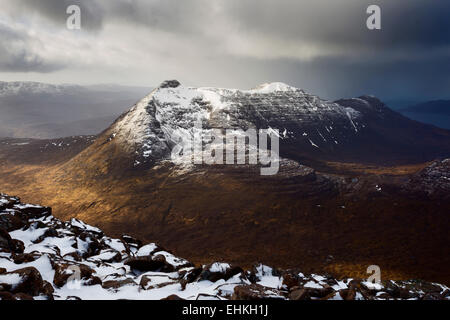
[2,193,449,300]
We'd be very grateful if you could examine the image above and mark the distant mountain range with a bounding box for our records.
[400,100,450,114]
[0,81,151,138]
[397,100,450,129]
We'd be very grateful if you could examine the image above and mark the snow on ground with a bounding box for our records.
[1,194,449,300]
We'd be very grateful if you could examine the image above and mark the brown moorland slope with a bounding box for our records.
[0,136,449,285]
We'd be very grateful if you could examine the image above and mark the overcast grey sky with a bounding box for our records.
[0,0,449,100]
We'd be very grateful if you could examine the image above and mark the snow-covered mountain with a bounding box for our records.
[1,193,449,300]
[109,79,362,167]
[102,80,450,169]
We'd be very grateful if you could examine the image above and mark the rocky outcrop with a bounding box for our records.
[199,263,244,283]
[403,159,450,199]
[0,193,449,300]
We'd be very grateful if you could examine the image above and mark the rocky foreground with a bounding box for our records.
[0,194,449,301]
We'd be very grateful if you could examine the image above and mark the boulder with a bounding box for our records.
[1,267,44,296]
[79,233,103,258]
[281,271,300,290]
[121,235,142,249]
[161,294,184,300]
[199,263,243,283]
[13,292,34,300]
[339,288,356,301]
[102,278,136,290]
[232,284,284,300]
[9,239,24,254]
[53,263,95,288]
[139,275,153,290]
[422,292,445,300]
[33,228,59,244]
[0,228,24,253]
[180,267,203,289]
[86,276,102,286]
[42,281,55,298]
[13,253,40,264]
[125,254,174,272]
[289,288,311,300]
[63,252,83,262]
[93,250,122,263]
[0,196,19,211]
[135,243,162,257]
[320,291,341,300]
[18,206,51,219]
[0,214,26,232]
[0,228,12,251]
[300,284,334,299]
[0,292,14,300]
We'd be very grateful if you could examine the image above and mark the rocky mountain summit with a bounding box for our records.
[111,80,362,164]
[1,194,449,300]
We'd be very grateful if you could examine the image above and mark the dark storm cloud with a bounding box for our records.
[220,0,450,50]
[5,0,450,49]
[0,0,449,101]
[104,0,213,34]
[0,23,63,72]
[7,0,213,34]
[278,54,450,101]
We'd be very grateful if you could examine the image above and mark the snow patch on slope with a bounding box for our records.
[250,82,299,93]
